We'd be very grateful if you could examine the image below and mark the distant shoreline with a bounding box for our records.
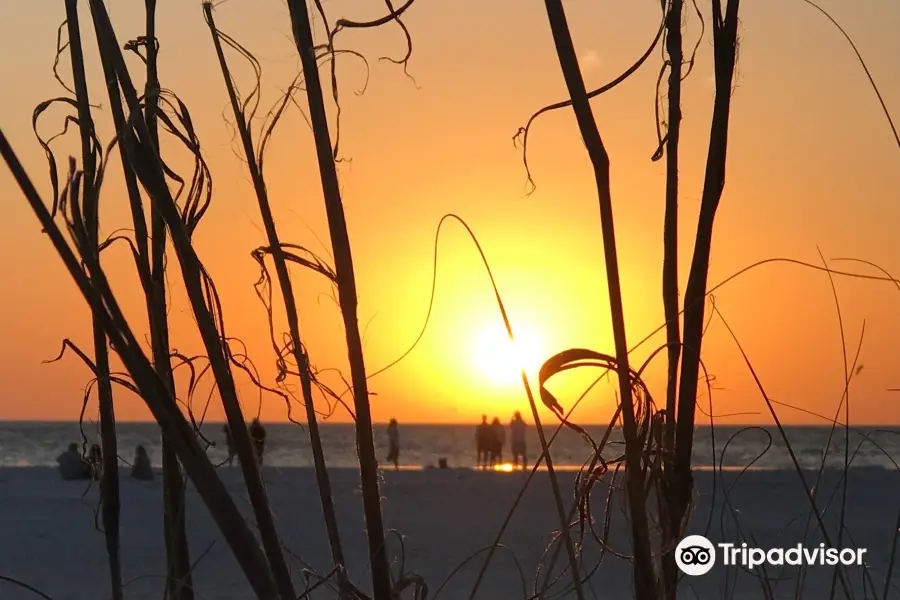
[5,422,897,470]
[3,464,897,474]
[2,420,899,427]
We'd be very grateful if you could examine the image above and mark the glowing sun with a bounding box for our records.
[470,325,546,387]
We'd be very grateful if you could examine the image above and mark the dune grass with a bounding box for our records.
[1,0,900,599]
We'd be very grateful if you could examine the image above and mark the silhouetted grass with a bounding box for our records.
[2,0,900,599]
[60,1,123,598]
[203,3,354,595]
[283,1,394,595]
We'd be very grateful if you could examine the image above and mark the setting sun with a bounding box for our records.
[469,324,547,388]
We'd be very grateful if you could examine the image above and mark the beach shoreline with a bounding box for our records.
[3,422,899,471]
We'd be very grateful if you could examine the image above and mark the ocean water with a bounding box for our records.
[0,422,900,469]
[0,421,898,471]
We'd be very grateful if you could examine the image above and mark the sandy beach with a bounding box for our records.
[0,466,896,599]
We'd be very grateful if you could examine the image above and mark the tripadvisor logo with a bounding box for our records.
[675,535,867,576]
[676,535,716,576]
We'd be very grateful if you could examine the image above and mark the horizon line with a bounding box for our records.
[1,419,898,428]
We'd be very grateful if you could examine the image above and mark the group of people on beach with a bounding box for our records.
[56,412,528,477]
[222,418,267,466]
[380,412,528,471]
[477,411,527,469]
[55,417,268,482]
[56,442,153,481]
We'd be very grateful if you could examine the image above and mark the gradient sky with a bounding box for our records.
[1,0,899,425]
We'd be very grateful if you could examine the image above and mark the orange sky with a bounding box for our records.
[1,0,899,425]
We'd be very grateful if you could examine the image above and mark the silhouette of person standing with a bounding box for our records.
[490,417,505,467]
[223,423,236,466]
[248,418,267,466]
[510,411,527,469]
[88,443,103,480]
[476,415,490,469]
[386,418,400,471]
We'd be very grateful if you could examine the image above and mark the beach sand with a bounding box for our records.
[0,467,896,599]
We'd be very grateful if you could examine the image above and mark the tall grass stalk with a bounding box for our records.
[203,3,350,595]
[284,1,392,597]
[659,0,683,595]
[140,1,196,596]
[817,249,854,600]
[63,2,123,598]
[669,0,740,578]
[541,1,657,597]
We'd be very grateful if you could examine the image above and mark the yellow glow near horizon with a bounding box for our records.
[470,324,546,388]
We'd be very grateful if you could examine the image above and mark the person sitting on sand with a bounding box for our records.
[476,415,490,469]
[490,417,505,467]
[223,423,236,466]
[56,442,89,480]
[510,411,527,469]
[248,418,266,466]
[88,443,103,480]
[130,445,153,481]
[386,418,400,471]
